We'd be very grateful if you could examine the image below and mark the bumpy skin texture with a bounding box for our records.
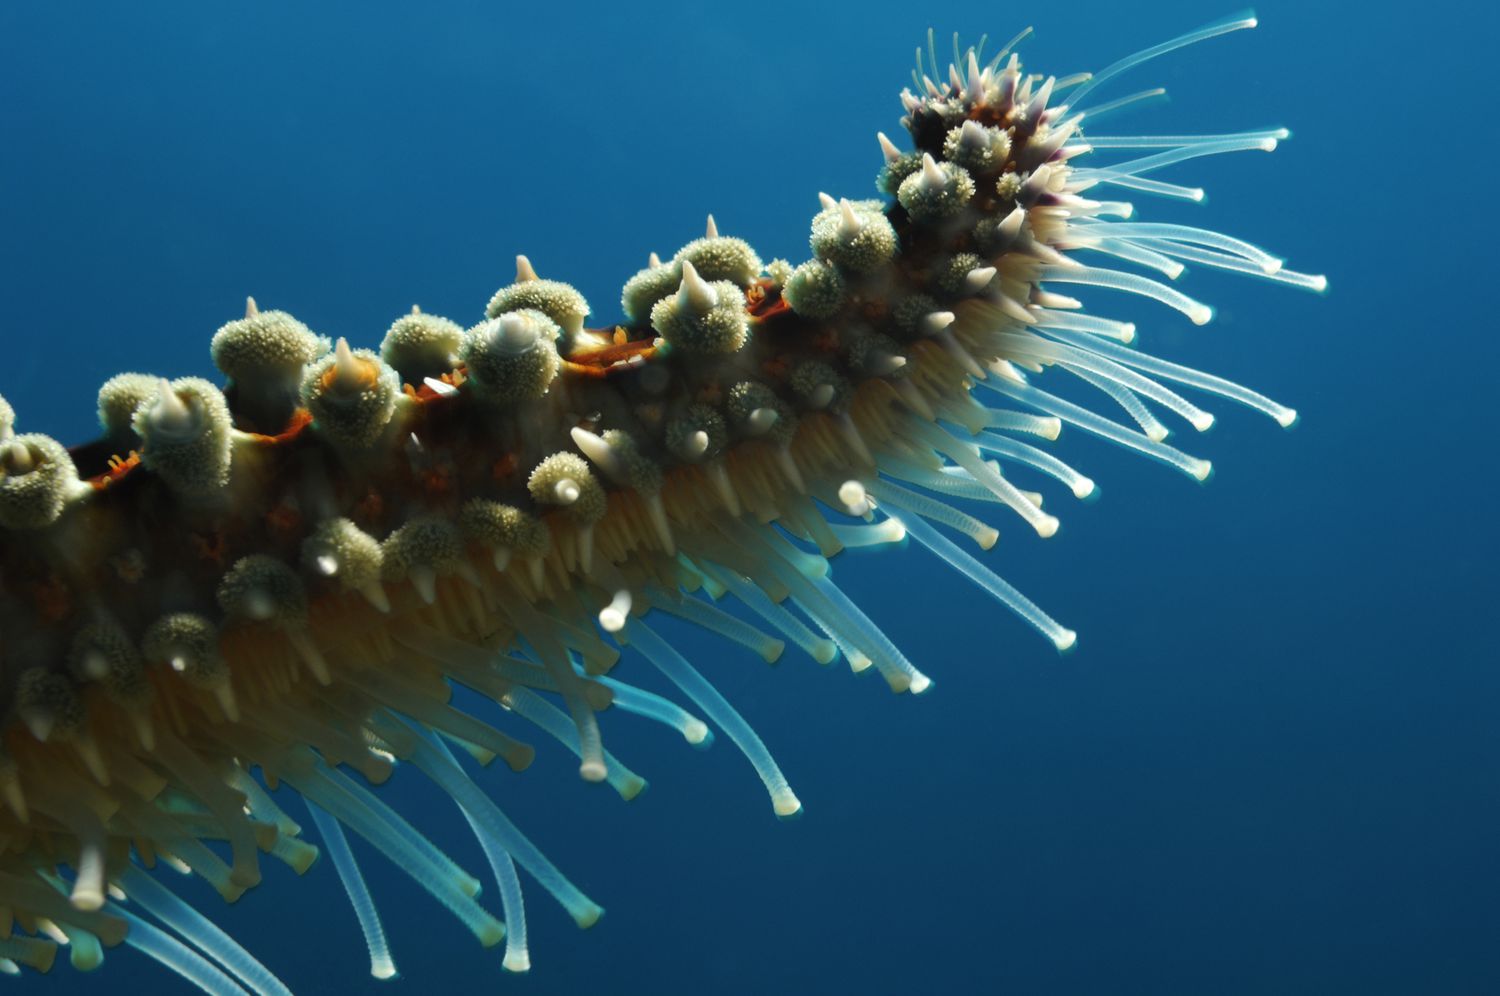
[528,452,607,524]
[789,360,853,413]
[209,309,330,432]
[381,517,464,580]
[301,349,402,448]
[0,37,1115,765]
[0,31,1311,986]
[486,279,590,336]
[601,429,663,493]
[649,279,751,355]
[878,152,923,195]
[210,311,328,383]
[301,518,384,591]
[764,258,795,290]
[845,329,907,379]
[0,434,76,529]
[783,260,845,318]
[96,373,161,437]
[621,261,682,323]
[69,622,149,706]
[809,201,898,273]
[664,403,728,461]
[141,613,226,686]
[460,311,563,402]
[673,236,763,287]
[216,555,308,624]
[891,293,941,334]
[15,669,83,739]
[727,381,797,447]
[898,160,976,220]
[943,122,1011,173]
[380,312,464,384]
[133,377,234,495]
[459,499,550,556]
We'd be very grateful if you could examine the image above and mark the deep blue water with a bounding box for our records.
[2,0,1495,993]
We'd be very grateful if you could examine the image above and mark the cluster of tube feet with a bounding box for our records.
[0,16,1320,991]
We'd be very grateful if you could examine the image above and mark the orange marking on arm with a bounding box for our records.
[241,409,315,445]
[319,355,380,392]
[411,370,465,403]
[563,338,660,377]
[747,280,789,319]
[91,451,142,489]
[560,360,610,380]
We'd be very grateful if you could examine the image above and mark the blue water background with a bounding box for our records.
[2,0,1495,993]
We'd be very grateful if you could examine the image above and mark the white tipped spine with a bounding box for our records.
[676,260,719,313]
[918,153,947,192]
[569,426,626,484]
